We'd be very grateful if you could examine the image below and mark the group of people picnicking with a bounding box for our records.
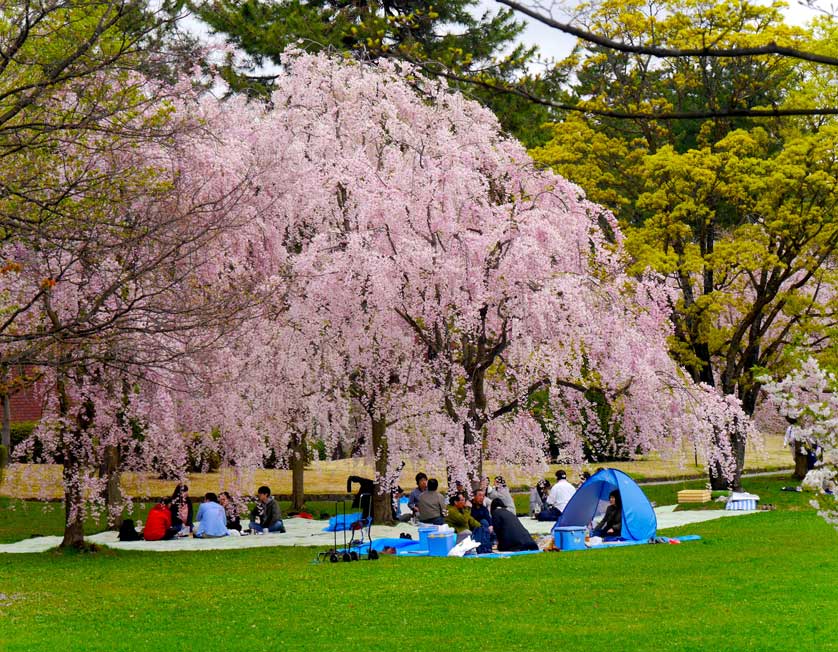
[530,468,623,538]
[118,484,287,542]
[118,469,624,547]
[392,472,534,553]
[392,468,624,553]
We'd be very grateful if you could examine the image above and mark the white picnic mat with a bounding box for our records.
[0,506,760,554]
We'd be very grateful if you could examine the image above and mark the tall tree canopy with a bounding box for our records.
[183,52,747,522]
[187,0,563,145]
[530,0,838,488]
[0,1,268,547]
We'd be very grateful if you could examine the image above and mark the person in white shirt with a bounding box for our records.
[547,470,576,515]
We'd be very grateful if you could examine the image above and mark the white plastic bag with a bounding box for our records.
[448,535,480,557]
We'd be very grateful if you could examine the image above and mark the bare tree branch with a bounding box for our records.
[498,0,838,66]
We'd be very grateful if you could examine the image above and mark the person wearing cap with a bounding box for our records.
[491,476,515,511]
[546,469,576,516]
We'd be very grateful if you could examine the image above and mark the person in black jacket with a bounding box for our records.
[592,489,622,538]
[347,475,375,519]
[169,484,193,534]
[219,491,241,531]
[490,498,538,552]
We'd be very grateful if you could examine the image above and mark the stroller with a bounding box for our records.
[316,493,378,563]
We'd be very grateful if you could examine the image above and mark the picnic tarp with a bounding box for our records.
[555,468,657,541]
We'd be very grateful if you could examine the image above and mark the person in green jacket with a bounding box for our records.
[446,492,493,552]
[446,493,480,538]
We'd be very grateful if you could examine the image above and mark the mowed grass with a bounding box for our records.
[1,475,836,651]
[0,510,836,651]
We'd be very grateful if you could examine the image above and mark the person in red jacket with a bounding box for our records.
[143,499,175,541]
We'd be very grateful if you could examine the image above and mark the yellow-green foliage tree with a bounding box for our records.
[531,0,838,488]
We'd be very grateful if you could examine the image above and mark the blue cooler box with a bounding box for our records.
[418,526,437,550]
[554,526,586,551]
[427,532,456,556]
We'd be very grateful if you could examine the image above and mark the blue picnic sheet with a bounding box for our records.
[391,535,702,557]
[322,513,366,532]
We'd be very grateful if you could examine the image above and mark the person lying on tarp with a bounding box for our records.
[592,489,622,538]
[346,475,375,519]
[490,498,538,552]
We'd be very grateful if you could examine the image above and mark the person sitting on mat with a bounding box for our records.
[169,484,193,536]
[249,485,286,534]
[194,493,228,538]
[470,489,493,528]
[144,498,176,541]
[392,486,413,523]
[490,476,515,512]
[446,493,480,537]
[408,472,428,518]
[219,491,241,532]
[446,492,492,552]
[542,469,575,521]
[417,478,447,525]
[592,489,622,538]
[490,498,538,552]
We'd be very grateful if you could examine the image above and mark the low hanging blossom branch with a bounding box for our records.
[762,358,838,530]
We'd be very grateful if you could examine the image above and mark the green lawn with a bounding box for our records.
[0,475,836,651]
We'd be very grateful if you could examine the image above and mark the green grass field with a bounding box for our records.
[1,475,836,651]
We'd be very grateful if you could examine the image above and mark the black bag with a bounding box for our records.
[118,519,142,541]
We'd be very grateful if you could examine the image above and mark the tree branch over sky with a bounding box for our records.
[495,0,838,119]
[498,0,838,66]
[420,61,838,120]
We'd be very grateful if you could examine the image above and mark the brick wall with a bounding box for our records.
[8,384,43,423]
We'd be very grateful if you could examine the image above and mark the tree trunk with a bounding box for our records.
[102,445,121,528]
[290,432,306,512]
[371,415,393,525]
[464,366,487,488]
[793,441,809,480]
[57,369,86,549]
[1,393,10,451]
[61,437,86,548]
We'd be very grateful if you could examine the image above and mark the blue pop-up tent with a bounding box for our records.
[554,468,656,541]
